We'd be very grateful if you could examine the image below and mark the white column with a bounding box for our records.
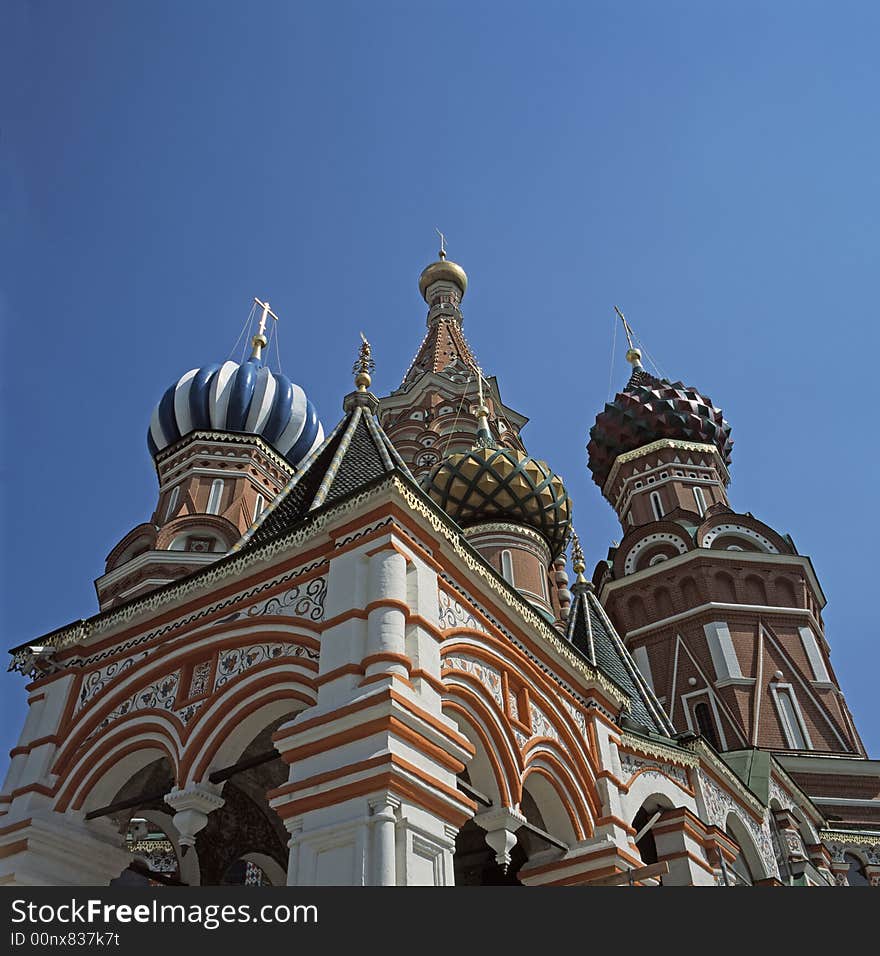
[370,797,399,886]
[364,549,408,681]
[285,819,303,887]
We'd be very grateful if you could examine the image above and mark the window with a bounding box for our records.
[703,621,743,679]
[163,486,180,523]
[693,701,720,750]
[648,553,668,566]
[650,491,664,521]
[500,549,514,585]
[252,493,265,523]
[693,486,707,516]
[798,626,830,683]
[773,684,811,750]
[206,478,224,515]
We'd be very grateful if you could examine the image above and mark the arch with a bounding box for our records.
[206,478,225,515]
[724,812,769,884]
[55,721,180,813]
[629,792,677,866]
[714,571,738,603]
[654,586,674,619]
[627,594,648,623]
[444,699,513,808]
[521,749,590,842]
[127,806,200,887]
[774,576,798,608]
[239,852,287,886]
[744,574,769,606]
[680,576,700,608]
[181,668,316,784]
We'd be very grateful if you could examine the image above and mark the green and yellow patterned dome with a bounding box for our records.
[422,445,571,559]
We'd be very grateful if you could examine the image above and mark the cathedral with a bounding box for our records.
[2,247,878,887]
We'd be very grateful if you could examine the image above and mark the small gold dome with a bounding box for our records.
[418,254,468,302]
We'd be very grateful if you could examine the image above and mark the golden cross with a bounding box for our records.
[435,228,447,258]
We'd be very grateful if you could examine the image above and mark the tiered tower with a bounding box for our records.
[378,243,572,621]
[96,301,324,610]
[588,328,874,836]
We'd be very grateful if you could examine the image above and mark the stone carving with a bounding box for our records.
[529,703,560,743]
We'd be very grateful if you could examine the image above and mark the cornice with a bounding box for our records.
[603,439,729,496]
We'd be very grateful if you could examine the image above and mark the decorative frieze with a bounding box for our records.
[214,641,319,690]
[619,751,689,788]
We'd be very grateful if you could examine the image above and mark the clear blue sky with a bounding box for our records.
[2,1,878,769]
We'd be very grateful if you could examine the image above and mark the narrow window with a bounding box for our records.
[163,486,180,523]
[798,626,830,682]
[693,486,707,516]
[206,478,224,515]
[650,491,664,521]
[500,549,514,585]
[252,493,265,523]
[774,685,810,750]
[693,701,720,750]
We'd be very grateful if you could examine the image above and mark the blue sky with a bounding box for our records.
[2,1,878,767]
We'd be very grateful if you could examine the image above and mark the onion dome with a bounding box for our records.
[422,445,571,559]
[588,359,733,490]
[418,249,468,302]
[147,355,324,466]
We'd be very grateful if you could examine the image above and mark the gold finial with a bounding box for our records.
[353,331,375,391]
[252,297,279,360]
[614,306,642,369]
[436,227,447,260]
[571,531,587,584]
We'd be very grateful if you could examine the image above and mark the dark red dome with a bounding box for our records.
[587,367,733,489]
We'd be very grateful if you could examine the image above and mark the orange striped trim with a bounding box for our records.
[361,652,411,672]
[0,840,28,860]
[0,818,32,838]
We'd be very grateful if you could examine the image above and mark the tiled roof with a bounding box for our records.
[565,583,675,736]
[235,395,413,552]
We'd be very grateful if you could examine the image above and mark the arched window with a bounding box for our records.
[163,486,180,523]
[773,684,811,750]
[500,549,514,585]
[206,479,224,515]
[650,491,664,521]
[693,486,707,516]
[252,493,265,523]
[693,701,720,750]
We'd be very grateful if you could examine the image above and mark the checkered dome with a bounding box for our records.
[422,445,571,559]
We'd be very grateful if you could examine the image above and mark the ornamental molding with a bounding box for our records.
[619,751,690,789]
[821,831,880,863]
[623,532,690,575]
[438,590,489,635]
[443,655,503,709]
[214,640,319,690]
[56,559,326,680]
[437,569,624,715]
[699,771,778,878]
[618,732,699,770]
[603,439,728,496]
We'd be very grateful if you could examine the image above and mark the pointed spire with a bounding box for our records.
[570,530,588,589]
[345,333,379,413]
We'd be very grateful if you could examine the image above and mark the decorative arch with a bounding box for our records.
[725,811,770,883]
[181,670,315,784]
[522,745,593,841]
[55,720,181,813]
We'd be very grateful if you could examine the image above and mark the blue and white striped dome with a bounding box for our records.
[148,357,324,466]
